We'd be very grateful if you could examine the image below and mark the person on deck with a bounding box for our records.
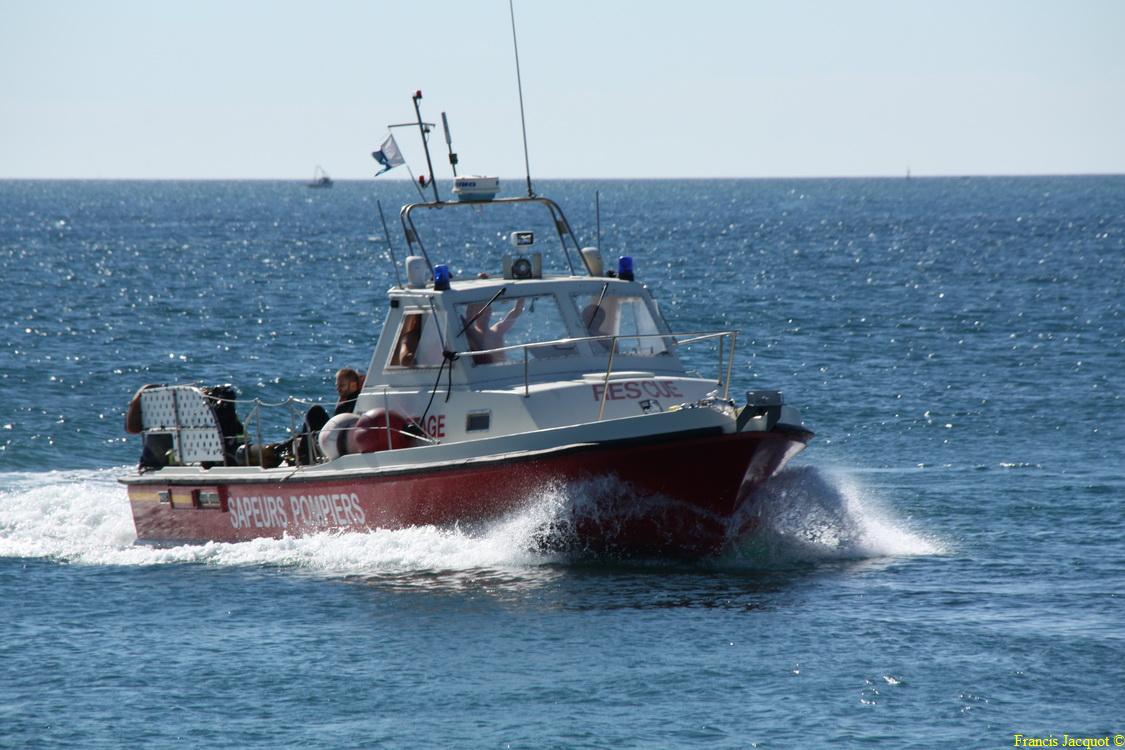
[125,383,169,469]
[294,367,365,464]
[332,367,363,415]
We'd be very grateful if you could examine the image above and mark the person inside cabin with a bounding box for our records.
[464,298,525,364]
[582,303,613,353]
[293,367,365,464]
[394,313,424,367]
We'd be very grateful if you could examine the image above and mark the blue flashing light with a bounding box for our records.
[433,264,451,291]
[618,256,635,281]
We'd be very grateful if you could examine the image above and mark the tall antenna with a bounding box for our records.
[596,190,602,250]
[441,112,459,178]
[412,90,441,202]
[376,200,403,288]
[509,0,534,198]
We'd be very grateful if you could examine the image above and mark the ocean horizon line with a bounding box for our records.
[2,172,1123,182]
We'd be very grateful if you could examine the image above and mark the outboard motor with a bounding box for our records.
[737,390,783,431]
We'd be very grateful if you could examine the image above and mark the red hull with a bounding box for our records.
[126,428,810,557]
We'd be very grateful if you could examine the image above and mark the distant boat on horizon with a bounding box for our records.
[307,165,333,188]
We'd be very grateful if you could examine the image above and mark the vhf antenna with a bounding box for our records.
[509,0,534,198]
[412,90,441,202]
[596,190,602,250]
[441,112,458,178]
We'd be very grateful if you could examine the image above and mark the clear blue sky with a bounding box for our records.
[2,0,1122,179]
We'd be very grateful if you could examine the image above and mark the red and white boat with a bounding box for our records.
[119,97,813,557]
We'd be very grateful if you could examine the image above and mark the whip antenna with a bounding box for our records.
[596,190,602,250]
[412,91,441,202]
[375,200,403,288]
[441,112,459,177]
[509,0,534,198]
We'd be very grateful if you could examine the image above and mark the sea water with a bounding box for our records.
[0,177,1122,748]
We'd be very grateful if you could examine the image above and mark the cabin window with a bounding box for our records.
[573,294,671,356]
[458,295,575,365]
[388,311,444,368]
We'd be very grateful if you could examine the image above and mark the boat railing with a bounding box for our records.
[397,195,591,281]
[136,329,736,469]
[240,395,315,461]
[454,329,738,420]
[239,394,442,462]
[228,394,326,467]
[139,389,437,470]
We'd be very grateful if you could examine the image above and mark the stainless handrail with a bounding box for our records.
[398,195,586,281]
[596,341,618,422]
[459,329,736,361]
[454,329,739,418]
[141,328,739,467]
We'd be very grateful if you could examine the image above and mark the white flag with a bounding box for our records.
[372,133,405,176]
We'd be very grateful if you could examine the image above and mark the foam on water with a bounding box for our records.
[0,468,137,559]
[729,465,945,566]
[0,468,567,573]
[0,466,942,573]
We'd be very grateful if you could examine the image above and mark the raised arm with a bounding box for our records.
[493,297,526,335]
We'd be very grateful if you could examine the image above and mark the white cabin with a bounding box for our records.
[354,272,722,446]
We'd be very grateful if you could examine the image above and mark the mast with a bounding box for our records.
[412,91,441,203]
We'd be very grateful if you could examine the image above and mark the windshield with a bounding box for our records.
[458,295,575,365]
[574,294,671,356]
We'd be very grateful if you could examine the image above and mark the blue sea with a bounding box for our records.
[1,177,1122,748]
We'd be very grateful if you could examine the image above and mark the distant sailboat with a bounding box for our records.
[307,165,334,188]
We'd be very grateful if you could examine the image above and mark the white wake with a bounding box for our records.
[0,466,943,573]
[728,465,945,565]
